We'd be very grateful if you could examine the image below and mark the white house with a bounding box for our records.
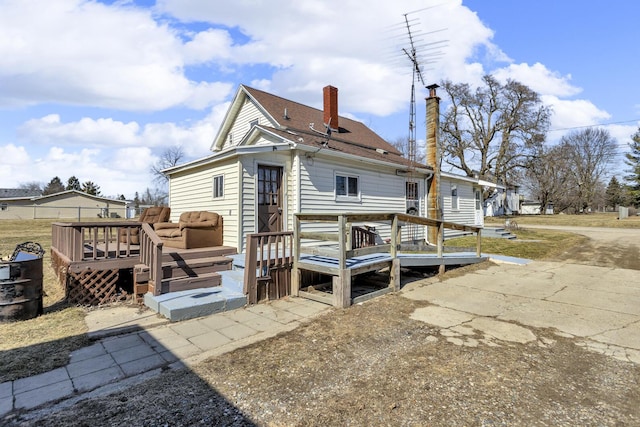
[164,85,489,252]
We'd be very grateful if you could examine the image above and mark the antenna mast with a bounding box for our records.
[402,13,426,184]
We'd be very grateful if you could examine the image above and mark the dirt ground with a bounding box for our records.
[5,227,640,426]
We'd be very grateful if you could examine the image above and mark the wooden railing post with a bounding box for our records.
[476,229,482,257]
[291,215,301,296]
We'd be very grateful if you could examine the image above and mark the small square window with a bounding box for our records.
[213,175,224,198]
[336,173,359,198]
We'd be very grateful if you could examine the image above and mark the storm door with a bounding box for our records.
[257,165,283,232]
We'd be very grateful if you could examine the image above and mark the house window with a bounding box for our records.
[406,181,418,200]
[475,190,481,210]
[228,133,233,145]
[335,173,359,199]
[451,185,458,210]
[213,175,224,199]
[0,203,7,211]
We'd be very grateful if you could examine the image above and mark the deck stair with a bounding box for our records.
[140,247,249,322]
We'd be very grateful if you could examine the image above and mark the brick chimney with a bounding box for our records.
[323,85,338,131]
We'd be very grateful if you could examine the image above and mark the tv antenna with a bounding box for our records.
[402,12,426,182]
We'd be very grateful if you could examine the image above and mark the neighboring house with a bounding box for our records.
[0,189,129,220]
[484,185,522,217]
[164,85,492,252]
[521,200,554,215]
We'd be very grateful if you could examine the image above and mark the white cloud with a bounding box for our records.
[542,95,611,131]
[0,0,232,111]
[19,115,140,147]
[493,63,581,97]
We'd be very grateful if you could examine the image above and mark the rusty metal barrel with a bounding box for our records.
[0,257,44,322]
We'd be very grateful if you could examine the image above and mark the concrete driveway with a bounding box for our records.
[401,226,640,364]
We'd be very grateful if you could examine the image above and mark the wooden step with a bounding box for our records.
[160,272,222,294]
[161,256,232,279]
[161,246,237,263]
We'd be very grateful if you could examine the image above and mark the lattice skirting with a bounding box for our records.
[66,268,128,305]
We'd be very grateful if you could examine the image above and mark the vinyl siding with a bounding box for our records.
[297,155,421,242]
[441,177,478,237]
[223,99,270,149]
[169,158,240,248]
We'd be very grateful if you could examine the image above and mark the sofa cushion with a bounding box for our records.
[155,227,183,238]
[140,206,171,224]
[178,211,220,229]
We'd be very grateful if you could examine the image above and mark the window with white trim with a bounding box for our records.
[335,173,359,200]
[213,175,224,199]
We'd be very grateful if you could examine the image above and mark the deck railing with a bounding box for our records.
[292,212,482,305]
[51,221,141,263]
[139,223,163,295]
[244,231,293,304]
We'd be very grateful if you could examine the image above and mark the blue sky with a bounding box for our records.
[1,0,638,198]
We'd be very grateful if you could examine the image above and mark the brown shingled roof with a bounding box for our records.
[243,86,429,169]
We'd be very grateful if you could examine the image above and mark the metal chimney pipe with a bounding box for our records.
[426,84,441,244]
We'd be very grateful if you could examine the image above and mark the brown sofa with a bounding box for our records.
[119,206,171,244]
[154,211,223,249]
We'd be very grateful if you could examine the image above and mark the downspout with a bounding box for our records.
[237,160,244,253]
[426,84,441,244]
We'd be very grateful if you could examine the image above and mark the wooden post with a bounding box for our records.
[390,258,401,291]
[476,229,482,258]
[437,221,445,275]
[390,214,399,258]
[333,270,351,308]
[337,215,346,270]
[291,215,301,296]
[244,234,258,304]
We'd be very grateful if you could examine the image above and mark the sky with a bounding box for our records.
[1,0,639,199]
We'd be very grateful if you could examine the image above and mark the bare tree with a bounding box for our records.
[388,136,426,164]
[560,128,618,213]
[19,181,43,193]
[151,146,185,184]
[523,144,572,214]
[440,75,551,186]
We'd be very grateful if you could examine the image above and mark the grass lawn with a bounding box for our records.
[0,219,89,383]
[484,212,640,228]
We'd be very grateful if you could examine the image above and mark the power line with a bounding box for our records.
[549,119,640,133]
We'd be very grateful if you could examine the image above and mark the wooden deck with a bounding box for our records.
[292,212,484,308]
[50,221,238,304]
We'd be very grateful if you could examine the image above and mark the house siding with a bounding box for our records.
[169,158,240,248]
[441,177,479,237]
[223,99,270,150]
[0,194,126,220]
[296,155,419,241]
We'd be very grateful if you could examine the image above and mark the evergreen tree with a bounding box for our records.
[42,176,65,195]
[605,176,625,209]
[81,181,101,196]
[624,128,640,207]
[66,176,81,191]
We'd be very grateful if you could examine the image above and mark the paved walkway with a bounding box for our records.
[1,297,331,417]
[402,260,640,363]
